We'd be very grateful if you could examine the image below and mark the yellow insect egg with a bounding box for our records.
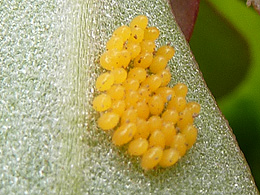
[170,133,187,157]
[123,78,140,91]
[147,115,162,133]
[140,40,156,53]
[157,68,171,87]
[148,95,164,115]
[121,108,138,124]
[167,96,187,112]
[155,87,175,103]
[95,72,114,92]
[156,45,175,61]
[181,124,198,149]
[125,90,140,108]
[134,52,153,68]
[159,148,180,168]
[161,108,179,124]
[173,83,188,97]
[118,49,131,68]
[134,118,150,139]
[186,102,201,116]
[111,100,126,116]
[130,15,148,29]
[149,130,166,149]
[98,112,120,130]
[128,67,147,83]
[110,68,127,84]
[149,55,168,73]
[135,101,150,120]
[112,25,131,42]
[128,138,149,156]
[138,87,152,103]
[126,42,141,59]
[141,74,162,92]
[129,26,144,43]
[141,147,163,170]
[100,49,119,70]
[177,109,194,130]
[107,85,125,100]
[92,93,112,112]
[112,123,137,146]
[144,26,160,41]
[161,122,177,146]
[106,36,124,51]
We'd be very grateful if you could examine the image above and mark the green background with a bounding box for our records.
[190,0,260,188]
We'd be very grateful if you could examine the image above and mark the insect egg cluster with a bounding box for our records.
[92,15,200,170]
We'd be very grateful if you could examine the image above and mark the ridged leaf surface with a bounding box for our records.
[0,0,258,194]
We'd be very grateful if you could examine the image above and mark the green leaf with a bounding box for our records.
[190,0,260,188]
[0,0,258,194]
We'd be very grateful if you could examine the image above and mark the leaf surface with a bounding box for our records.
[0,0,258,194]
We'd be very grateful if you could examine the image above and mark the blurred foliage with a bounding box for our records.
[190,0,260,188]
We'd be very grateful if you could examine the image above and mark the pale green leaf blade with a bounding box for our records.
[0,0,258,194]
